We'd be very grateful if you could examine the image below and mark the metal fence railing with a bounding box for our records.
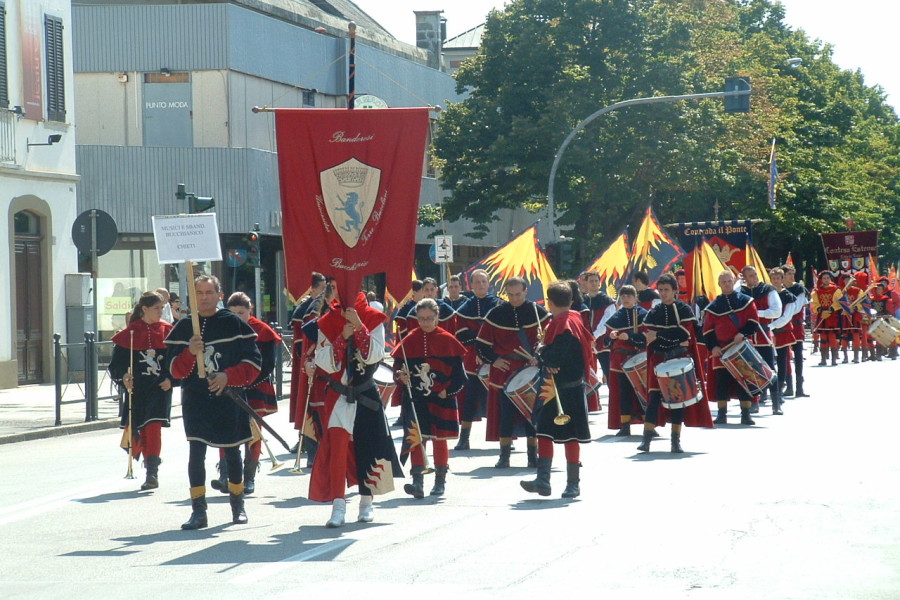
[0,109,16,164]
[53,333,119,426]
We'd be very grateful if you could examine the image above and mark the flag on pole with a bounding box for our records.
[785,252,794,267]
[745,234,771,284]
[628,206,685,285]
[583,228,630,298]
[768,138,778,210]
[462,224,557,303]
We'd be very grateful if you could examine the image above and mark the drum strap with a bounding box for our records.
[516,327,533,356]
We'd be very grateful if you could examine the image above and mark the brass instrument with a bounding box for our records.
[532,302,570,426]
[251,418,284,471]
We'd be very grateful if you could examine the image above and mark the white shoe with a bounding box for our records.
[325,498,346,528]
[358,496,374,523]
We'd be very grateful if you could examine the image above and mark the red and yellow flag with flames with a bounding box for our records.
[463,224,558,303]
[584,228,630,298]
[628,206,685,284]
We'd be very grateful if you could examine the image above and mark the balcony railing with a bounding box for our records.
[0,109,16,163]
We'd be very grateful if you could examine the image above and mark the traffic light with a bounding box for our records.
[246,231,260,267]
[176,183,215,213]
[724,77,751,113]
[558,240,576,276]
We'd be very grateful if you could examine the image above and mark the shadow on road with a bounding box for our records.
[75,490,146,503]
[510,497,576,510]
[627,451,706,461]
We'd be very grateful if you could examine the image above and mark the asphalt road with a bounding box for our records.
[2,353,899,599]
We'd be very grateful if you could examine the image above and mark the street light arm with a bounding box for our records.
[546,85,752,240]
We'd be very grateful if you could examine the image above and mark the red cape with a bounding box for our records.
[544,310,595,376]
[111,319,173,351]
[247,315,282,343]
[316,292,387,343]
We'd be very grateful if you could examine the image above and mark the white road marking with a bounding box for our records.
[0,479,132,527]
[229,539,355,584]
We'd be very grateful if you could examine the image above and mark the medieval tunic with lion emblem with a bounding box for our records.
[535,310,593,443]
[109,319,175,431]
[165,310,261,447]
[391,326,467,442]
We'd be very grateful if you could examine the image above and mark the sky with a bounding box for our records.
[352,0,900,110]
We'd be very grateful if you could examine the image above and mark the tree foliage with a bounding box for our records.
[432,0,900,273]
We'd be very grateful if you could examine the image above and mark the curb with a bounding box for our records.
[0,418,121,445]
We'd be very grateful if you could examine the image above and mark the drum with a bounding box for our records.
[721,340,774,396]
[477,363,491,390]
[654,357,702,409]
[373,363,396,408]
[868,317,900,348]
[583,367,602,397]
[503,366,543,422]
[621,352,649,410]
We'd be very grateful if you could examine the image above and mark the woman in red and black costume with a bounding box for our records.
[392,298,467,499]
[309,292,402,528]
[638,273,713,453]
[520,281,594,498]
[702,270,761,426]
[205,292,283,496]
[109,291,174,491]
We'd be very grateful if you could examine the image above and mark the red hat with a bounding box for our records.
[316,292,387,343]
[854,271,869,287]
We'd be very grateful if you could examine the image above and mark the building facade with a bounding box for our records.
[0,0,79,388]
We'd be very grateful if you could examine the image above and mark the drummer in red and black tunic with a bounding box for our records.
[476,276,550,469]
[580,271,613,411]
[870,279,897,360]
[392,298,467,499]
[637,273,713,453]
[165,275,261,530]
[109,292,174,491]
[310,292,402,528]
[520,281,594,498]
[633,270,661,310]
[453,269,500,450]
[767,268,798,415]
[703,270,761,426]
[219,292,282,495]
[444,275,469,311]
[605,285,648,436]
[739,265,783,415]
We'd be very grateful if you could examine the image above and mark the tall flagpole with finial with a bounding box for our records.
[348,22,356,109]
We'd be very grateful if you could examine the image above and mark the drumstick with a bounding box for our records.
[513,346,533,360]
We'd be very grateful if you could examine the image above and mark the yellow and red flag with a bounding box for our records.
[628,206,685,284]
[584,228,630,299]
[463,224,557,303]
[745,237,771,284]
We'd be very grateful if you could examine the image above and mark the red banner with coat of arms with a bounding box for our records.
[820,230,879,275]
[274,108,430,306]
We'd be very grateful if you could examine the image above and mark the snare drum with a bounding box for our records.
[621,352,649,409]
[373,363,396,408]
[654,357,702,409]
[477,363,491,390]
[721,340,774,396]
[868,317,900,348]
[503,366,543,422]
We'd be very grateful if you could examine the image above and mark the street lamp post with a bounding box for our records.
[546,81,752,241]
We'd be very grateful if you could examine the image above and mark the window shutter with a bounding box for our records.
[44,15,65,122]
[0,3,8,109]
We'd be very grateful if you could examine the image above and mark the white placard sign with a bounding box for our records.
[434,235,453,263]
[152,213,223,264]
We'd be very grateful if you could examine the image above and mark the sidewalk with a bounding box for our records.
[0,373,184,445]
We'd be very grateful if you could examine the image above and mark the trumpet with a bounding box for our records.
[251,418,284,471]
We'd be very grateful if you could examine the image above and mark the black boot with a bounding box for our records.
[181,495,208,530]
[772,397,783,415]
[520,457,552,496]
[229,492,248,524]
[852,349,859,363]
[210,460,229,493]
[818,351,827,366]
[243,458,259,495]
[830,347,838,366]
[615,422,631,437]
[430,465,448,496]
[749,401,760,414]
[454,428,471,451]
[714,409,727,425]
[795,377,809,397]
[670,431,684,453]
[526,444,538,468]
[783,378,794,397]
[494,444,512,468]
[740,407,755,425]
[141,456,161,491]
[842,349,849,364]
[404,466,425,499]
[637,429,654,452]
[561,462,580,498]
[304,436,318,468]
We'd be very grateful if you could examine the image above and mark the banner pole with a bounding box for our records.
[185,261,207,378]
[348,22,357,109]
